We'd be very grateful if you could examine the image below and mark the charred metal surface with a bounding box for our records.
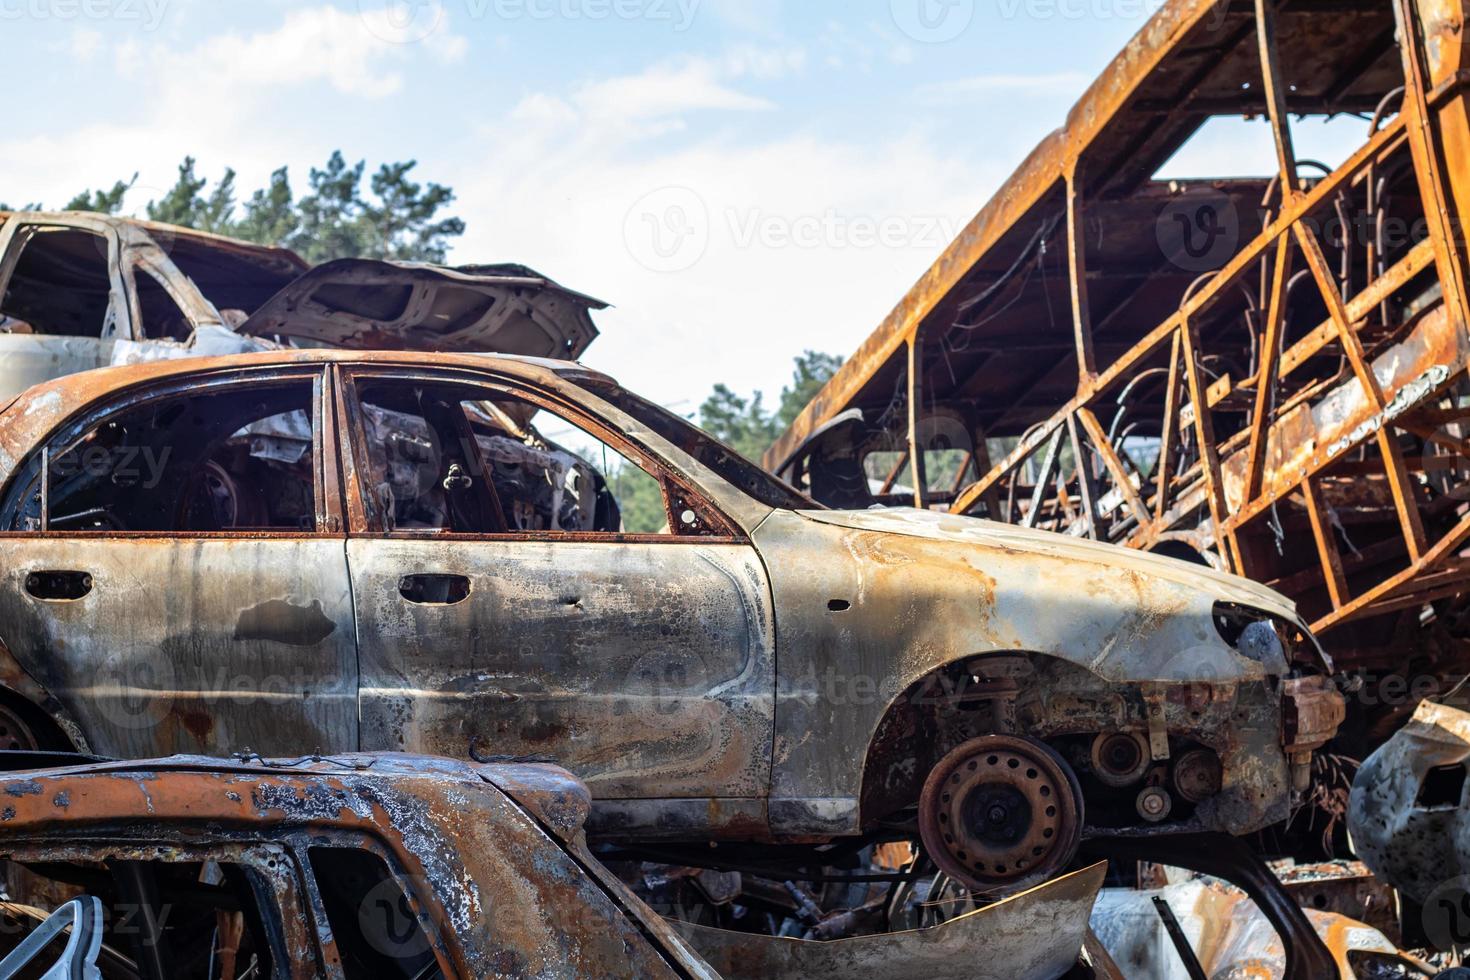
[0,210,604,405]
[676,860,1107,980]
[1091,867,1419,978]
[1349,698,1470,903]
[1085,832,1340,978]
[0,753,717,978]
[0,348,1330,851]
[768,0,1470,691]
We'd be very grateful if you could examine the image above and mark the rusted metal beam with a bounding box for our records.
[1302,478,1351,610]
[1254,0,1300,194]
[1243,234,1294,502]
[908,335,929,510]
[1067,168,1097,382]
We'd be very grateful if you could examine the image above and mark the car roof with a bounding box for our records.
[0,751,591,839]
[0,348,619,468]
[0,209,312,275]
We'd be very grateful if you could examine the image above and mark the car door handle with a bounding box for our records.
[399,574,471,605]
[25,571,93,601]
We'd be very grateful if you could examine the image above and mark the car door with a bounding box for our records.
[336,363,775,807]
[0,365,357,757]
[0,218,135,401]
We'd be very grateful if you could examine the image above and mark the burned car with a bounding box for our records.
[0,210,604,399]
[0,752,717,978]
[0,348,1342,893]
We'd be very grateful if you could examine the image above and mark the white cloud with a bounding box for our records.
[450,59,995,411]
[120,6,466,100]
[0,5,468,214]
[68,29,104,62]
[505,47,804,145]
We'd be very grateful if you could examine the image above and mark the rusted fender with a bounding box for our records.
[675,861,1106,980]
[1350,699,1470,903]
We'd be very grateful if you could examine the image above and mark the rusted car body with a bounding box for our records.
[766,0,1470,709]
[0,347,1341,895]
[0,210,604,400]
[0,752,717,978]
[1090,871,1431,979]
[673,861,1108,980]
[1349,698,1470,905]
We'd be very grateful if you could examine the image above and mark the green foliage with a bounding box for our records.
[147,158,237,234]
[58,152,464,263]
[698,350,845,462]
[608,464,669,534]
[606,352,843,532]
[62,177,136,216]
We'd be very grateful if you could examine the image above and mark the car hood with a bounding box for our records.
[799,507,1303,625]
[239,259,606,358]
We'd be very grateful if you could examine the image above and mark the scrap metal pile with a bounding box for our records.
[760,0,1470,971]
[769,0,1470,718]
[0,0,1466,975]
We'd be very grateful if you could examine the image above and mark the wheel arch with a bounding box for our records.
[0,635,88,753]
[856,650,1112,830]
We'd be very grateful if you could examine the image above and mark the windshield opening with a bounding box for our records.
[587,383,822,512]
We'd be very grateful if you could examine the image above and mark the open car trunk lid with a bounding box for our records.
[238,259,606,358]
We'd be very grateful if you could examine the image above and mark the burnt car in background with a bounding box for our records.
[0,210,604,397]
[0,752,718,979]
[0,346,1342,895]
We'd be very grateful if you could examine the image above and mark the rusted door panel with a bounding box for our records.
[348,537,775,800]
[0,537,357,757]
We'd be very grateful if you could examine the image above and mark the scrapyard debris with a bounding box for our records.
[0,210,605,403]
[0,752,720,979]
[764,0,1470,749]
[1350,699,1470,941]
[0,342,1349,975]
[671,861,1109,980]
[1090,868,1432,979]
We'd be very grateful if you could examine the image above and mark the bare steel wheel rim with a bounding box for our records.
[0,704,38,752]
[918,735,1082,895]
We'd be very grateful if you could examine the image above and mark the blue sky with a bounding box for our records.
[1,0,1354,413]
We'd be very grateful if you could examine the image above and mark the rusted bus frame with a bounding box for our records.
[952,110,1411,517]
[954,179,1466,622]
[762,0,1270,473]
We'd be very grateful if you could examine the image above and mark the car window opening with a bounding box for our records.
[16,382,316,533]
[0,854,282,979]
[306,847,442,980]
[1,228,118,339]
[355,380,683,536]
[134,266,194,343]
